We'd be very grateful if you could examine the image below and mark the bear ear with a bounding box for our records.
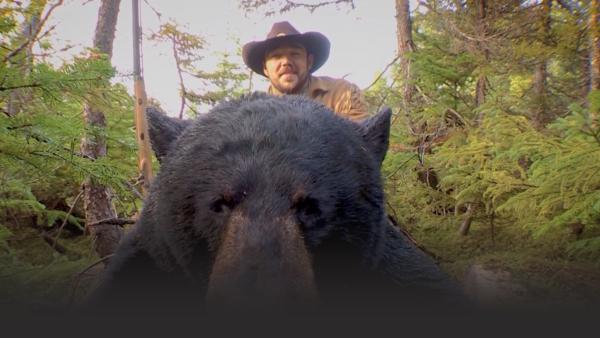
[146,107,192,162]
[358,106,392,166]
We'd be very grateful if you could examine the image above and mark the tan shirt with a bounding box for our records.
[267,75,369,122]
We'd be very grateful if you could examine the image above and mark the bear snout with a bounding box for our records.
[206,210,318,309]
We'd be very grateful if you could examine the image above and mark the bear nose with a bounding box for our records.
[206,212,317,308]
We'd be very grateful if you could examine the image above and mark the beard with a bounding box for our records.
[272,72,309,94]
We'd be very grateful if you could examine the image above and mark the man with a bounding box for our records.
[242,21,369,122]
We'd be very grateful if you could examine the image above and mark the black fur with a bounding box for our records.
[86,93,464,315]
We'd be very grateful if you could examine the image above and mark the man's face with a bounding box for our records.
[263,43,314,94]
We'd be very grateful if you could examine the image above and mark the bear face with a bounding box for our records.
[88,93,459,314]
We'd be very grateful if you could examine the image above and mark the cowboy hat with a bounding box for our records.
[242,21,330,77]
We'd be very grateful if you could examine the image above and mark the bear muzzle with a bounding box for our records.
[206,210,318,309]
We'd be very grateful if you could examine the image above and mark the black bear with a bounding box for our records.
[87,93,462,314]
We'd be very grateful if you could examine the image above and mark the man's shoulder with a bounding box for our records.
[311,75,358,90]
[311,75,354,86]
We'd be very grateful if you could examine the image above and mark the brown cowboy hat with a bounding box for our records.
[242,21,330,77]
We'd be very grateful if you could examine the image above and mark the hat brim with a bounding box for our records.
[242,32,330,77]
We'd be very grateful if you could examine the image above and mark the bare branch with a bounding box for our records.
[3,0,65,63]
[364,55,400,91]
[52,189,85,248]
[124,178,145,201]
[280,0,355,13]
[41,231,79,256]
[240,0,355,15]
[143,0,163,20]
[87,218,136,228]
[68,253,114,306]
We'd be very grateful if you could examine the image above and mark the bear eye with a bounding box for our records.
[209,194,236,213]
[209,191,247,213]
[292,195,321,226]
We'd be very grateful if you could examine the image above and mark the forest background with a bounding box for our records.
[1,0,600,310]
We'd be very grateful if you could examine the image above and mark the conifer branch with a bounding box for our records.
[0,83,43,91]
[0,76,109,92]
[19,129,95,161]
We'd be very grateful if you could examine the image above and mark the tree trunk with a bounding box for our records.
[396,0,439,190]
[7,0,47,117]
[395,0,416,110]
[474,0,487,120]
[532,0,552,129]
[458,203,475,236]
[532,62,547,121]
[591,0,600,123]
[475,75,487,108]
[92,0,120,58]
[81,0,122,259]
[582,46,591,99]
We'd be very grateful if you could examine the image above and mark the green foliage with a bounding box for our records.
[148,20,206,69]
[0,180,45,216]
[588,89,600,117]
[434,112,533,213]
[187,49,250,114]
[368,0,600,271]
[148,20,250,116]
[0,78,139,220]
[0,1,22,38]
[0,1,142,310]
[498,106,600,239]
[0,0,598,308]
[567,237,600,261]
